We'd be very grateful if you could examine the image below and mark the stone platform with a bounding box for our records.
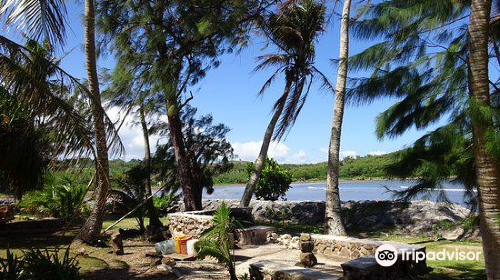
[249,260,341,280]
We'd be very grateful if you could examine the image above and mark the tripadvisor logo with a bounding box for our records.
[375,244,482,267]
[375,244,398,267]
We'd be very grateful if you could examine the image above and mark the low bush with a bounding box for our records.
[247,158,292,201]
[0,247,80,280]
[20,184,88,225]
[153,194,177,214]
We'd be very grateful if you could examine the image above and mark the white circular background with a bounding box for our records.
[375,244,398,267]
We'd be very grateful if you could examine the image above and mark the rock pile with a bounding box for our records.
[296,233,317,268]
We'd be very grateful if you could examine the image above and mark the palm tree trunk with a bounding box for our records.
[165,95,199,211]
[77,0,111,243]
[240,79,292,207]
[468,1,500,278]
[139,103,162,228]
[325,0,351,236]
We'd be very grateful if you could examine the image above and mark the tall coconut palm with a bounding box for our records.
[76,0,114,243]
[0,0,121,243]
[325,0,351,235]
[240,0,332,207]
[467,0,500,278]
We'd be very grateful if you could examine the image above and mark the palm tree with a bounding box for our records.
[196,203,242,280]
[467,0,500,278]
[240,0,332,207]
[325,0,351,235]
[76,0,115,243]
[0,0,121,243]
[346,0,500,277]
[0,38,100,200]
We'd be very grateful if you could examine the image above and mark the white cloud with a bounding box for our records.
[107,106,165,161]
[340,150,357,159]
[368,151,388,156]
[284,150,309,164]
[320,148,357,160]
[232,141,290,162]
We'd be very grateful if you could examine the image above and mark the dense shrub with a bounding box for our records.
[247,158,292,201]
[153,194,177,213]
[20,184,88,225]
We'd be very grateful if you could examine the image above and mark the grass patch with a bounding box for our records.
[258,221,323,235]
[102,216,170,231]
[370,234,485,280]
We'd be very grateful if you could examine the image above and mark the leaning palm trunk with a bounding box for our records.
[139,104,162,228]
[325,0,351,236]
[240,79,292,207]
[76,0,111,243]
[468,0,500,278]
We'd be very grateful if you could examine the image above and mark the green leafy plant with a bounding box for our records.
[246,158,292,201]
[195,203,241,280]
[22,247,80,280]
[153,194,178,214]
[20,183,88,225]
[0,249,24,280]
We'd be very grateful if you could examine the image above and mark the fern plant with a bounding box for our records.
[195,203,242,280]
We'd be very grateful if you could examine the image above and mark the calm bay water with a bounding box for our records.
[204,180,472,206]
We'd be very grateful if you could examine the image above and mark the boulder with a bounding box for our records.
[300,241,314,253]
[0,205,15,223]
[300,233,312,242]
[161,256,176,266]
[110,232,124,255]
[298,252,317,268]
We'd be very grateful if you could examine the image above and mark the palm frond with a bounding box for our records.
[0,0,68,47]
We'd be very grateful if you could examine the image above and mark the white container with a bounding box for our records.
[155,240,175,255]
[186,239,199,257]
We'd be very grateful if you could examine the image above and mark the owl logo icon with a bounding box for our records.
[375,244,398,267]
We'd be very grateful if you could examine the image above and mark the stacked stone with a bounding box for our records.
[297,233,317,268]
[167,214,213,238]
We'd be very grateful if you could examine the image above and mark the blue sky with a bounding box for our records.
[3,1,443,163]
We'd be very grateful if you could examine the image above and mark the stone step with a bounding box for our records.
[236,226,276,246]
[249,260,342,280]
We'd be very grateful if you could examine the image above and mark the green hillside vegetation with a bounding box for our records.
[45,152,406,188]
[213,152,404,184]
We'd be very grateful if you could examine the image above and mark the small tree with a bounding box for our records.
[246,158,292,201]
[195,203,241,280]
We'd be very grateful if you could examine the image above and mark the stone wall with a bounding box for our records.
[195,199,325,225]
[311,235,380,260]
[179,199,475,238]
[0,218,62,235]
[167,212,213,238]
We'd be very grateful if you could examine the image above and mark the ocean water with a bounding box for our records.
[204,180,473,206]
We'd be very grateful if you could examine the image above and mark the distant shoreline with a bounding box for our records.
[213,177,392,187]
